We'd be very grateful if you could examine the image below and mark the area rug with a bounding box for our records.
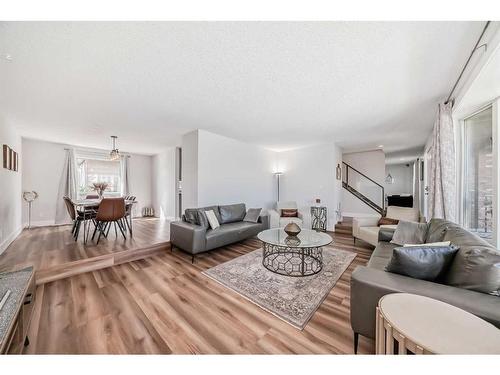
[202,247,356,329]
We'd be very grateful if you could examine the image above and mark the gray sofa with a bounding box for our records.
[351,218,500,353]
[170,203,270,262]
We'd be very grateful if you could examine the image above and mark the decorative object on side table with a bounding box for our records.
[311,205,327,232]
[91,182,108,198]
[22,191,39,229]
[375,293,500,354]
[284,222,301,236]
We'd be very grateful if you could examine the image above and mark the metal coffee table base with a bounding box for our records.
[261,242,323,277]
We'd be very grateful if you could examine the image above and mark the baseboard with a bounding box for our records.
[0,225,23,256]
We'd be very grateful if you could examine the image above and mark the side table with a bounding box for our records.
[376,293,500,354]
[311,206,327,232]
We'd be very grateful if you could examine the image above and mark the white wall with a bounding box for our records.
[0,117,23,254]
[181,130,199,210]
[278,144,343,230]
[22,138,154,226]
[384,163,413,196]
[152,148,177,220]
[196,130,276,209]
[342,149,385,216]
[180,130,344,230]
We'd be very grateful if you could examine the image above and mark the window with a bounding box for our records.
[77,158,121,197]
[463,106,493,240]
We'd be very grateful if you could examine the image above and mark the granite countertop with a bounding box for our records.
[0,267,34,348]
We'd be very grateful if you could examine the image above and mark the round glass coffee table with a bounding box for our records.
[257,228,333,277]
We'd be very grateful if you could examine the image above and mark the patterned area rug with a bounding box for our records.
[203,247,356,329]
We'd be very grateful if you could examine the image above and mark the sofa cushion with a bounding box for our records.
[425,218,459,243]
[444,245,500,296]
[386,206,419,222]
[386,246,459,281]
[184,209,199,225]
[205,221,261,250]
[367,241,395,270]
[243,208,262,223]
[219,203,247,224]
[391,220,428,245]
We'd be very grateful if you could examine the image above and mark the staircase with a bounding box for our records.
[334,220,353,235]
[342,161,385,215]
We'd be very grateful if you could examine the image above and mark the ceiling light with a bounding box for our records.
[378,145,383,148]
[109,136,120,161]
[4,54,12,61]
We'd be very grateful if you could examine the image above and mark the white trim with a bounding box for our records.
[0,226,23,256]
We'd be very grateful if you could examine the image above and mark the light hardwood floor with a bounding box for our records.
[23,232,375,354]
[0,218,171,284]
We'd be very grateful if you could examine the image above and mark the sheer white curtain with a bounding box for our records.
[120,155,130,196]
[429,102,456,221]
[55,148,78,224]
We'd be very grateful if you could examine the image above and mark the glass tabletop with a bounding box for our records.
[257,228,332,248]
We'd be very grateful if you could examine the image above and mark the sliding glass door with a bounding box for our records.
[463,106,493,241]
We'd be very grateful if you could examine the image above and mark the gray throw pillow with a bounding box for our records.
[391,220,428,245]
[243,208,262,223]
[184,209,199,225]
[386,246,459,281]
[444,245,500,296]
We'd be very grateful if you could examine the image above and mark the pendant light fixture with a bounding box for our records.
[109,136,120,161]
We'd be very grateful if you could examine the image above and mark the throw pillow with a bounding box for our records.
[444,245,500,296]
[378,217,399,226]
[184,209,199,225]
[205,210,220,230]
[281,209,298,218]
[385,246,459,281]
[244,208,262,223]
[391,220,428,245]
[404,241,451,247]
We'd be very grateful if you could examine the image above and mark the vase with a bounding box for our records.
[284,222,301,237]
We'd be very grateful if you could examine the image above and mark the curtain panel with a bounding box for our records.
[429,102,456,221]
[120,155,131,196]
[55,148,78,224]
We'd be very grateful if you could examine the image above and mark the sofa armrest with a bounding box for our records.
[268,209,280,228]
[378,228,395,242]
[258,214,270,229]
[350,266,500,339]
[170,221,207,254]
[352,216,380,237]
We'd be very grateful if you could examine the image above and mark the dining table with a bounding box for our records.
[71,198,138,244]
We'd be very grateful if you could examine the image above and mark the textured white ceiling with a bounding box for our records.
[0,21,484,155]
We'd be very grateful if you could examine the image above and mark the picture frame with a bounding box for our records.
[2,144,19,172]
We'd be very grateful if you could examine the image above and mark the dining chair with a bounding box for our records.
[123,195,136,236]
[63,196,96,241]
[93,198,127,244]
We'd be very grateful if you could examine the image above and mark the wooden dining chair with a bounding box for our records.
[63,196,96,241]
[93,198,127,244]
[123,195,136,236]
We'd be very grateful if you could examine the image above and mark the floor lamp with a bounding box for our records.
[274,172,283,202]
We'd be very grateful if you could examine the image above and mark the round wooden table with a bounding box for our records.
[376,293,500,354]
